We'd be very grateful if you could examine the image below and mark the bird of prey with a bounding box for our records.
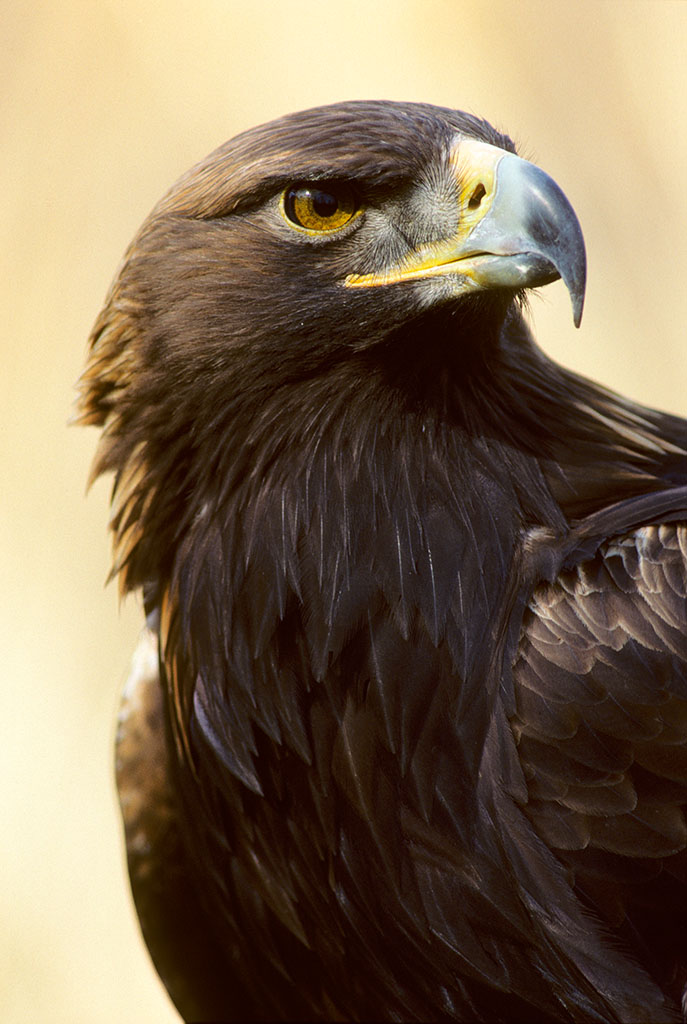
[78,101,687,1023]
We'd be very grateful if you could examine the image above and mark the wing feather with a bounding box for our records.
[513,521,687,999]
[115,628,236,1021]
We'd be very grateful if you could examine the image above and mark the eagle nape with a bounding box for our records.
[79,101,687,1023]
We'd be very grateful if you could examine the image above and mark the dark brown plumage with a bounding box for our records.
[79,101,687,1022]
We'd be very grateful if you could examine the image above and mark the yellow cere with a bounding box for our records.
[346,138,505,290]
[450,139,500,237]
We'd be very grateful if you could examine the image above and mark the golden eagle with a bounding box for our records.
[79,101,687,1022]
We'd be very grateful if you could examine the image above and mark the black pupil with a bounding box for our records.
[311,190,339,218]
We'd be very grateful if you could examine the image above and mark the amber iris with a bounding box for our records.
[283,182,357,232]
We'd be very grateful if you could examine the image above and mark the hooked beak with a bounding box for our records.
[345,139,587,328]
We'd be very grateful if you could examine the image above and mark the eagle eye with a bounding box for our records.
[282,182,358,233]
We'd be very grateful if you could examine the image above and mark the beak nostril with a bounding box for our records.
[468,183,486,210]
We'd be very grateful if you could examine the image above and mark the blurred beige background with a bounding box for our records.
[2,2,686,1021]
